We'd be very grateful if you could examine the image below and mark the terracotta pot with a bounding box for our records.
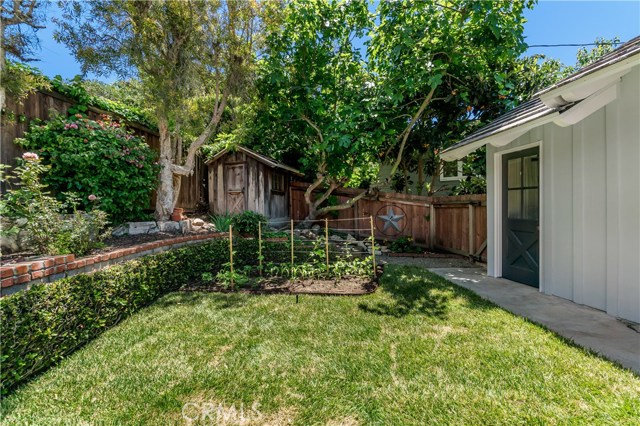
[171,208,184,222]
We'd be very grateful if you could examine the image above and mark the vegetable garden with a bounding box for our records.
[193,214,380,295]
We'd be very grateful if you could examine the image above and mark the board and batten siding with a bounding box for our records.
[487,65,640,323]
[207,151,290,220]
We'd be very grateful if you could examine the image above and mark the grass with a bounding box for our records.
[2,265,639,425]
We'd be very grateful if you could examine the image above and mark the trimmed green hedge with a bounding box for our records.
[0,238,287,395]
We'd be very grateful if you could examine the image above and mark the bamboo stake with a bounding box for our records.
[290,219,294,267]
[258,221,263,276]
[325,218,329,272]
[229,225,234,288]
[370,216,376,278]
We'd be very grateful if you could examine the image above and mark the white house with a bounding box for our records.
[442,37,640,323]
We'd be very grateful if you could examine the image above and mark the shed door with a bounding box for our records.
[502,148,539,287]
[225,164,245,214]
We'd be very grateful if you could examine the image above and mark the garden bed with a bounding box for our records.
[182,273,380,296]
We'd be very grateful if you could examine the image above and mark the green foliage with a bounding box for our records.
[0,237,291,395]
[215,265,252,290]
[574,37,620,72]
[369,1,534,192]
[1,61,51,103]
[54,1,266,220]
[256,0,385,192]
[263,254,372,281]
[1,154,110,255]
[3,266,639,424]
[209,213,234,233]
[1,0,46,64]
[389,236,423,254]
[453,176,487,196]
[49,75,157,129]
[17,114,160,223]
[230,211,267,236]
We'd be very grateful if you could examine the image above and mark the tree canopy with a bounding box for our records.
[255,0,536,217]
[55,0,267,219]
[256,0,389,219]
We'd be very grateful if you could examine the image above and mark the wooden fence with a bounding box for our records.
[1,90,206,210]
[290,182,487,261]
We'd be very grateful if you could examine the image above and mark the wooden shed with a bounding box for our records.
[206,146,304,221]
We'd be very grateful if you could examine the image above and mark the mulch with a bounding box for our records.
[182,274,379,296]
[0,230,215,265]
[92,231,210,255]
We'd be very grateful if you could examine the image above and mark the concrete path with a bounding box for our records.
[429,267,640,375]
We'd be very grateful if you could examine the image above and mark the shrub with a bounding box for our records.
[230,210,267,236]
[0,154,110,256]
[0,238,289,395]
[389,236,422,253]
[209,213,233,232]
[16,114,160,223]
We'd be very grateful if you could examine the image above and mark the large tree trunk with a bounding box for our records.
[0,43,6,111]
[154,86,230,220]
[155,116,175,221]
[302,173,371,226]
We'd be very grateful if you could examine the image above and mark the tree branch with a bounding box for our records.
[301,114,323,144]
[311,181,339,210]
[314,187,371,217]
[387,86,436,178]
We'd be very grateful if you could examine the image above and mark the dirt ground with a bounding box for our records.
[183,275,378,296]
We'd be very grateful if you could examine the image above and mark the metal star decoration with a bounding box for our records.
[378,206,405,232]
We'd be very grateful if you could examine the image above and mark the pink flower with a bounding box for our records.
[88,194,97,201]
[22,152,39,161]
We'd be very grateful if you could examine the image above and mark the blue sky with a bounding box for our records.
[32,1,640,83]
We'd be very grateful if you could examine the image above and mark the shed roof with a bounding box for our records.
[442,36,640,160]
[205,145,304,177]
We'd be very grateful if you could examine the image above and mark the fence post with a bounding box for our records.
[468,204,475,258]
[370,216,376,278]
[290,219,294,267]
[325,218,329,272]
[229,225,234,288]
[429,204,436,249]
[258,221,263,276]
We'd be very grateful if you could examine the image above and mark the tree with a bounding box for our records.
[0,0,47,109]
[257,0,387,221]
[55,0,265,220]
[256,0,536,215]
[369,0,535,189]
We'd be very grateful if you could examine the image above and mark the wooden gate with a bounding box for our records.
[225,164,245,213]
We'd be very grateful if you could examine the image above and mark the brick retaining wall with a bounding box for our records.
[0,232,227,296]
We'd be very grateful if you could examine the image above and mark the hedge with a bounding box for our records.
[0,238,288,395]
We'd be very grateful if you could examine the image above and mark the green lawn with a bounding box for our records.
[2,265,639,425]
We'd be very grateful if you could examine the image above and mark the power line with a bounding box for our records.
[527,42,625,48]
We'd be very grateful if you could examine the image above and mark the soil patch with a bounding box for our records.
[182,275,378,296]
[93,231,216,255]
[1,230,217,265]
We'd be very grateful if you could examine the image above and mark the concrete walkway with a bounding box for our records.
[429,267,640,374]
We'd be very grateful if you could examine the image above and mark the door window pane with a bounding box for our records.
[508,190,521,219]
[523,189,539,220]
[508,158,521,189]
[523,155,539,187]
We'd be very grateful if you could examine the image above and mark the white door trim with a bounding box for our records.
[493,140,544,292]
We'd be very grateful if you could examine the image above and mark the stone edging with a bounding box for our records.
[0,232,227,296]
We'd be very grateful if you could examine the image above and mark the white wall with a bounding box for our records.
[487,66,640,323]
